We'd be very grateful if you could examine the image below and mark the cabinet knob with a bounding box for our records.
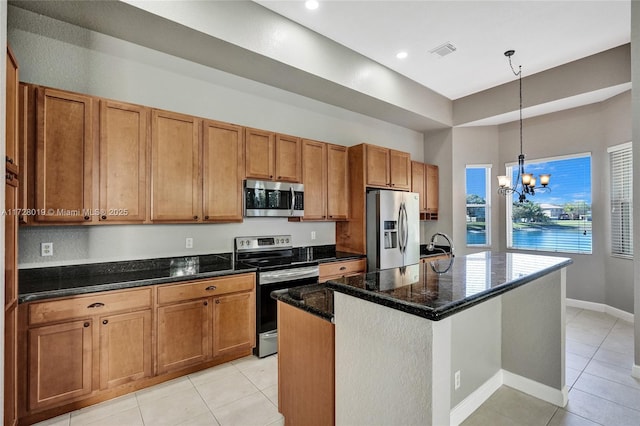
[84,216,90,221]
[87,302,105,308]
[204,216,209,220]
[205,285,217,291]
[193,215,198,220]
[83,322,90,328]
[270,175,273,179]
[340,266,347,271]
[101,215,107,220]
[6,156,13,164]
[204,301,208,306]
[102,319,108,325]
[215,299,221,304]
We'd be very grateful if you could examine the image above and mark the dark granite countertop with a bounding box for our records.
[18,245,365,304]
[326,251,572,321]
[18,253,252,303]
[272,284,334,322]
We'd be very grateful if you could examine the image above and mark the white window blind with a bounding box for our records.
[608,142,633,258]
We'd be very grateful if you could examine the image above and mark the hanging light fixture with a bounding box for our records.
[497,50,550,203]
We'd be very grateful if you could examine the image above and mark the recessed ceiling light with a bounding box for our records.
[305,0,319,10]
[396,51,408,59]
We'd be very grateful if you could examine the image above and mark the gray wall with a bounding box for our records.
[9,7,426,268]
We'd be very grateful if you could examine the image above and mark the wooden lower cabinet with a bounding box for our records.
[28,319,93,411]
[319,258,366,283]
[99,310,152,389]
[212,291,255,357]
[157,299,211,374]
[278,301,334,426]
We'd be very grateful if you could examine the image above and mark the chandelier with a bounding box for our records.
[497,50,550,203]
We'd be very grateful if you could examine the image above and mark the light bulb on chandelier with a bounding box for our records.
[497,50,550,203]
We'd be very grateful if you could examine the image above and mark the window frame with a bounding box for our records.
[505,152,592,255]
[465,164,492,248]
[608,141,633,259]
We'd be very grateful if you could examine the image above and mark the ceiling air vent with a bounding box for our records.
[429,42,457,58]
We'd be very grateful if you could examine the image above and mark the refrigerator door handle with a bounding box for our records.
[399,202,406,253]
[397,203,404,253]
[402,203,409,254]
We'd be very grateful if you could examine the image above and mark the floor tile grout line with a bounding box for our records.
[567,386,640,416]
[188,374,226,426]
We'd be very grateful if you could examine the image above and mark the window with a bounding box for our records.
[466,165,491,246]
[608,142,632,258]
[506,153,592,254]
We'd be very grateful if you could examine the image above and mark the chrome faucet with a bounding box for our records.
[427,232,454,257]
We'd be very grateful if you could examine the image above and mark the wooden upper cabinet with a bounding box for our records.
[245,128,275,180]
[389,150,411,190]
[202,120,244,222]
[245,128,301,182]
[6,46,19,175]
[35,87,94,223]
[411,161,426,212]
[19,83,35,225]
[301,139,327,220]
[365,144,390,188]
[364,144,411,190]
[99,101,149,223]
[425,164,439,214]
[151,110,201,222]
[326,143,349,220]
[275,134,302,182]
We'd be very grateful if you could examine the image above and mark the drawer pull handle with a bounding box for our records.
[102,320,108,325]
[83,322,90,328]
[87,302,105,308]
[339,266,347,271]
[205,286,217,291]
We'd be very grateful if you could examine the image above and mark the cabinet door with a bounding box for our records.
[157,299,211,374]
[327,144,349,220]
[301,139,327,220]
[151,110,201,222]
[275,134,302,182]
[389,149,411,190]
[365,145,390,188]
[212,291,255,357]
[6,47,19,175]
[202,120,244,222]
[245,128,274,180]
[411,161,426,212]
[28,320,93,411]
[425,164,439,213]
[18,83,35,225]
[5,178,18,308]
[99,310,152,389]
[4,305,17,426]
[35,88,94,223]
[99,101,149,223]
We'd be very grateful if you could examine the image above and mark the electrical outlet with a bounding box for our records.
[41,242,53,257]
[311,231,316,240]
[454,370,461,390]
[185,238,193,249]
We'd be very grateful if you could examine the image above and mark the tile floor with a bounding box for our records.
[35,306,637,426]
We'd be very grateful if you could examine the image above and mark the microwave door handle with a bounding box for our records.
[290,187,294,216]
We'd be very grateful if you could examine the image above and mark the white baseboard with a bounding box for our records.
[566,298,634,323]
[502,370,568,407]
[450,370,502,426]
[632,364,640,379]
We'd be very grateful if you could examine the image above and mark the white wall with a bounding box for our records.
[8,7,426,267]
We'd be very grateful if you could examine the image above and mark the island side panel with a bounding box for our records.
[333,292,436,426]
[501,268,567,406]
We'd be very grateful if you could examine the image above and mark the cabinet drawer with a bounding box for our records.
[29,288,152,326]
[157,273,255,305]
[319,259,366,282]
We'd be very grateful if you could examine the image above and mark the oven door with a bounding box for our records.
[256,265,319,357]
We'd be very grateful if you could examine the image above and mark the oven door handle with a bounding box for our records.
[259,266,319,285]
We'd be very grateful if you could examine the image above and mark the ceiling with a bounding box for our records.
[255,0,631,100]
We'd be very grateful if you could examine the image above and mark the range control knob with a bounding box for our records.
[245,240,250,246]
[285,238,289,243]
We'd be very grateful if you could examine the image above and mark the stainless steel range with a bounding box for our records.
[234,235,319,358]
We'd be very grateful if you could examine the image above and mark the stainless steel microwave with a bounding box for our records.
[244,179,304,217]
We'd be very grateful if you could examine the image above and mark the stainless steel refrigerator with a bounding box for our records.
[366,190,420,271]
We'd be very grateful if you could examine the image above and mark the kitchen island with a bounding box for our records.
[275,251,572,426]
